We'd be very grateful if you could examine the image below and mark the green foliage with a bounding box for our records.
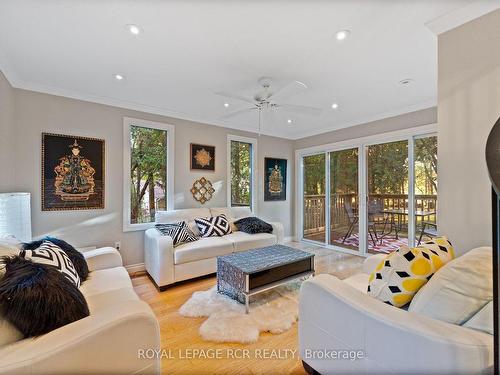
[130,126,167,224]
[330,148,358,194]
[367,140,408,194]
[303,136,437,197]
[303,154,325,195]
[231,141,252,206]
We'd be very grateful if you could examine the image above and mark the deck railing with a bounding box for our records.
[303,193,437,235]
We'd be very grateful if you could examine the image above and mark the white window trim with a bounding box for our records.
[295,123,437,257]
[227,134,258,213]
[123,117,175,232]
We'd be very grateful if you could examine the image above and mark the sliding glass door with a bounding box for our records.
[329,148,359,251]
[302,154,326,243]
[299,130,437,255]
[414,135,438,245]
[366,140,409,254]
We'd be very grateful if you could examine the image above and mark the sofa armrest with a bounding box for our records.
[362,253,386,274]
[0,301,160,375]
[268,222,284,244]
[144,228,175,288]
[83,247,123,272]
[299,274,493,374]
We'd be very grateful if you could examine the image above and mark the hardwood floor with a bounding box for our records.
[132,242,364,375]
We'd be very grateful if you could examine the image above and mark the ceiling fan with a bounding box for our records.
[215,77,322,133]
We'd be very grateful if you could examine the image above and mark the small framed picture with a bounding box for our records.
[190,143,215,171]
[264,157,287,201]
[42,133,105,211]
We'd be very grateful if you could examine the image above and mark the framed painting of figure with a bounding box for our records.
[264,157,287,201]
[190,143,215,171]
[42,133,105,211]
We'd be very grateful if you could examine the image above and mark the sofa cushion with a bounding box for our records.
[195,215,232,237]
[223,232,277,252]
[174,237,233,264]
[20,240,81,287]
[80,267,132,297]
[343,273,369,293]
[86,288,140,313]
[23,237,89,282]
[368,237,454,307]
[0,255,89,337]
[155,222,198,247]
[463,300,493,335]
[156,208,210,236]
[234,217,273,234]
[408,246,492,325]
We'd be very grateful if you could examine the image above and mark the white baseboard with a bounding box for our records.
[125,262,146,275]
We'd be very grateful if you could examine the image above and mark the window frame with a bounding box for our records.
[295,123,437,256]
[226,134,258,211]
[123,117,175,232]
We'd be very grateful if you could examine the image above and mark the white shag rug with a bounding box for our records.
[179,282,301,344]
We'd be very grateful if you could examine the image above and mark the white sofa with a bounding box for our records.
[144,207,284,290]
[299,247,494,374]
[0,247,160,375]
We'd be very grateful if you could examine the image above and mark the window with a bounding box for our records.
[227,135,257,209]
[123,118,175,231]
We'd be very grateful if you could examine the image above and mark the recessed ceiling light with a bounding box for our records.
[331,103,339,109]
[126,24,142,35]
[335,29,350,41]
[224,102,229,108]
[287,119,292,124]
[399,78,414,85]
[113,74,124,81]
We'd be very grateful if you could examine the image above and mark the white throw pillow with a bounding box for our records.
[408,247,492,325]
[0,316,23,347]
[463,300,493,335]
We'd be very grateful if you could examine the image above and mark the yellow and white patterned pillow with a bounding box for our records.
[367,237,454,307]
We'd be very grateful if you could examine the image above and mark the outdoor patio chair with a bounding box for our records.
[342,200,379,246]
[417,221,438,245]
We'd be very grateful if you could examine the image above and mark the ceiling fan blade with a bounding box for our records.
[278,103,323,116]
[218,106,257,120]
[214,91,255,105]
[269,80,308,102]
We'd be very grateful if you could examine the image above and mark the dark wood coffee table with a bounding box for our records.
[217,245,315,313]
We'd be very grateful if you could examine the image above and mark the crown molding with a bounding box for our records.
[426,1,500,35]
[289,99,437,140]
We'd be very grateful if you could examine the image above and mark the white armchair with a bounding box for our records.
[299,255,493,374]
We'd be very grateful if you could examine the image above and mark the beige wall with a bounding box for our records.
[294,107,437,149]
[0,71,15,191]
[8,88,294,266]
[438,9,500,255]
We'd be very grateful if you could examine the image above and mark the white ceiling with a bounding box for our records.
[0,0,494,139]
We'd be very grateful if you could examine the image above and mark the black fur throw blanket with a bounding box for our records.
[0,256,89,337]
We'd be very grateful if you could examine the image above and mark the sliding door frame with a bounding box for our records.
[295,123,437,257]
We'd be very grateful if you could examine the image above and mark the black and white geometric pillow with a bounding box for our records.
[19,240,81,287]
[155,221,198,247]
[195,214,232,237]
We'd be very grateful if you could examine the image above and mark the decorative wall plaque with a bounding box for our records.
[190,177,215,204]
[42,133,105,211]
[190,143,215,171]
